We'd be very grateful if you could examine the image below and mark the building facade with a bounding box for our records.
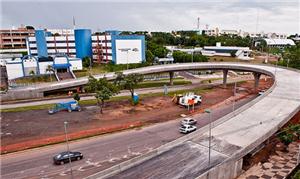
[0,27,34,53]
[201,42,253,60]
[262,38,295,49]
[27,29,146,64]
[5,55,82,80]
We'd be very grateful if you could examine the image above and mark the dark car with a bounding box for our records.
[53,151,83,165]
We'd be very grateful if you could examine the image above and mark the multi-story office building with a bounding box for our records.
[203,28,219,36]
[0,26,35,53]
[27,29,146,64]
[27,31,76,57]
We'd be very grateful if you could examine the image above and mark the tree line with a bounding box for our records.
[85,73,144,113]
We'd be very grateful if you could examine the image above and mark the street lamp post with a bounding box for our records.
[118,48,132,70]
[64,121,74,179]
[126,50,129,70]
[233,82,237,113]
[275,60,278,77]
[205,109,212,166]
[191,50,194,63]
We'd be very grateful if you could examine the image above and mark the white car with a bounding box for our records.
[179,125,197,134]
[258,90,266,95]
[181,117,197,126]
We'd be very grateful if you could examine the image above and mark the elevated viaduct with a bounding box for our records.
[2,62,274,101]
[71,63,300,179]
[1,63,299,179]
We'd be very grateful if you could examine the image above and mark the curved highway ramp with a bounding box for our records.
[84,64,300,179]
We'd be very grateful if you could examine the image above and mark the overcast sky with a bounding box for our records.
[1,0,299,34]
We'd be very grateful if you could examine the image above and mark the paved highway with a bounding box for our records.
[1,95,255,179]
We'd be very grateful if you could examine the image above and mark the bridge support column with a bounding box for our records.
[223,69,228,87]
[169,71,174,86]
[253,72,261,91]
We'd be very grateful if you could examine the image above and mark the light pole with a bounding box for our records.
[118,48,135,70]
[205,109,212,166]
[64,121,74,179]
[233,82,237,113]
[126,50,129,70]
[89,57,92,71]
[191,50,194,63]
[275,60,278,77]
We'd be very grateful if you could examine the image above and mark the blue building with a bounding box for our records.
[27,29,146,64]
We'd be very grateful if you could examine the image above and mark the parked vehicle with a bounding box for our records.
[48,100,81,114]
[173,92,202,107]
[53,151,83,165]
[258,90,266,95]
[181,117,197,126]
[179,124,197,134]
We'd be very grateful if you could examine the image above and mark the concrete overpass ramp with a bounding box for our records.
[83,64,300,179]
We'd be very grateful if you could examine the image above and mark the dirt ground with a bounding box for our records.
[1,79,273,153]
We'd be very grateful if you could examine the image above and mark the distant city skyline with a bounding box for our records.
[1,0,299,34]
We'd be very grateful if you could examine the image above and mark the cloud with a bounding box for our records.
[1,0,299,34]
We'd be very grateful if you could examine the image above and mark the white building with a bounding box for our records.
[4,55,82,80]
[203,28,219,36]
[263,38,295,49]
[46,29,74,36]
[201,42,253,60]
[220,29,240,36]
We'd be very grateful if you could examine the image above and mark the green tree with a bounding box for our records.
[29,70,35,76]
[114,72,144,101]
[86,75,119,113]
[95,87,114,114]
[173,51,208,63]
[45,65,55,82]
[73,93,80,102]
[82,56,92,68]
[230,51,236,57]
[146,50,155,64]
[278,131,294,146]
[153,47,168,58]
[281,44,300,69]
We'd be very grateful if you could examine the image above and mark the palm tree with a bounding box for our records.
[46,65,55,82]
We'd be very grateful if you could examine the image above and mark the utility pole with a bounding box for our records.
[118,48,132,70]
[64,121,74,179]
[205,109,212,166]
[233,82,237,112]
[197,17,200,30]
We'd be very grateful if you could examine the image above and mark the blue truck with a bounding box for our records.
[48,101,81,114]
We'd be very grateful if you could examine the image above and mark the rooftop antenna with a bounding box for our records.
[205,24,209,30]
[255,1,260,35]
[73,16,76,29]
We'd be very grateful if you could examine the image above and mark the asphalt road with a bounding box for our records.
[1,95,256,179]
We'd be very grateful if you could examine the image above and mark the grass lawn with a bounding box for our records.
[14,75,57,84]
[137,79,191,88]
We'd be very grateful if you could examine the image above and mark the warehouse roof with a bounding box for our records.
[263,38,295,46]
